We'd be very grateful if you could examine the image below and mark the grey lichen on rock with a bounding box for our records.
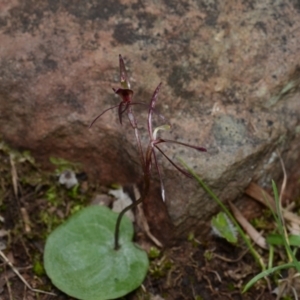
[212,115,247,147]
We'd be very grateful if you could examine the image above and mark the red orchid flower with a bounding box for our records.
[89,55,145,128]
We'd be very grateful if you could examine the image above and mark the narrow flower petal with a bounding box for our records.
[89,104,121,128]
[157,139,207,152]
[153,125,171,141]
[155,145,194,178]
[118,102,131,125]
[119,54,131,89]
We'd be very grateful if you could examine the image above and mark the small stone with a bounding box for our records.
[59,170,78,189]
[109,188,135,222]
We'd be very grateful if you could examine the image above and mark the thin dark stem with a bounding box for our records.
[114,198,141,250]
[157,139,207,152]
[114,176,150,250]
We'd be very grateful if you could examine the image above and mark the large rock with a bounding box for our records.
[1,0,300,241]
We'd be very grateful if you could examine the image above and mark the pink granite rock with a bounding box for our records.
[1,0,300,240]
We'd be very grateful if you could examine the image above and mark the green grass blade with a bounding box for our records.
[243,262,294,293]
[180,160,265,270]
[272,180,300,271]
[267,234,300,246]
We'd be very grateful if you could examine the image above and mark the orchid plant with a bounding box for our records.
[90,55,206,249]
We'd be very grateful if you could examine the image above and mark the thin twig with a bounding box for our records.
[9,154,18,198]
[20,207,31,233]
[277,150,287,214]
[5,271,13,300]
[277,150,291,251]
[208,270,222,282]
[0,250,56,296]
[213,247,249,263]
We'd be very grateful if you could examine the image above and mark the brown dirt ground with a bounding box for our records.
[0,143,294,300]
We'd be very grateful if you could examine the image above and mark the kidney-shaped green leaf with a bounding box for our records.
[44,205,148,300]
[211,212,238,244]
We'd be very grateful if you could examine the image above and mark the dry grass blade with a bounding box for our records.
[134,186,163,248]
[20,207,31,233]
[228,201,268,250]
[136,204,163,248]
[277,149,287,211]
[4,272,13,300]
[283,208,300,226]
[276,269,300,300]
[9,154,18,198]
[245,183,300,226]
[0,250,56,296]
[245,183,276,211]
